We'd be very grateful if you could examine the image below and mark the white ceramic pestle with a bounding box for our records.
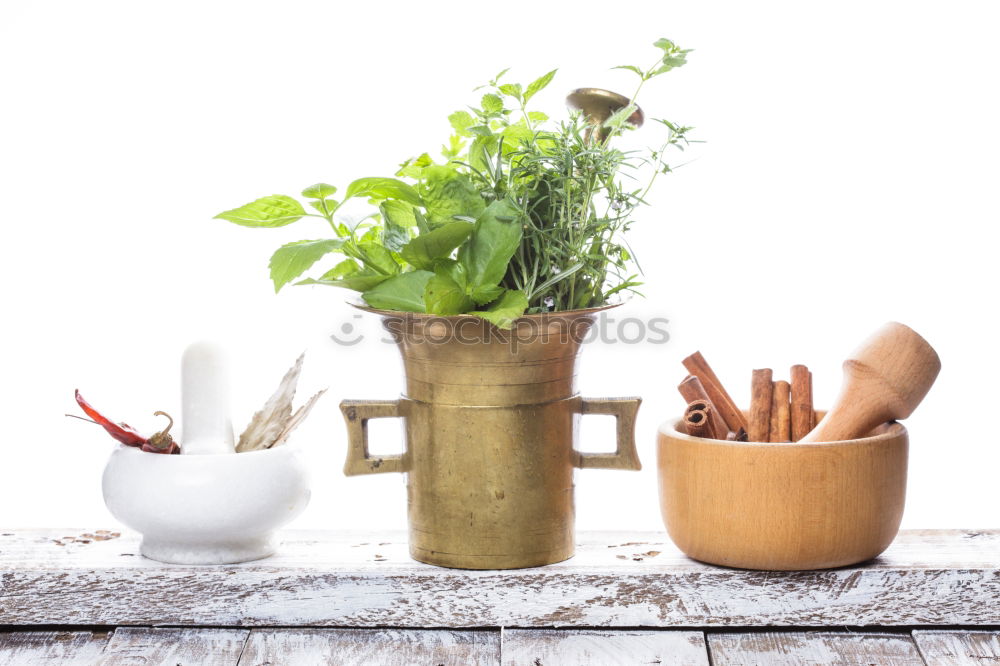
[180,341,235,455]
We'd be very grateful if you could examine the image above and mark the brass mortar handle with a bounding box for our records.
[340,399,404,476]
[576,396,643,471]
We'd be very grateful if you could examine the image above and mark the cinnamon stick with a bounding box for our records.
[684,406,712,439]
[682,352,748,433]
[678,375,730,439]
[770,379,791,442]
[790,364,815,441]
[749,368,773,442]
[684,399,725,439]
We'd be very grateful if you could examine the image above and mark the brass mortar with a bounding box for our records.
[340,305,641,569]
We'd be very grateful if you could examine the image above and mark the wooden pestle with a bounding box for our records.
[801,322,941,442]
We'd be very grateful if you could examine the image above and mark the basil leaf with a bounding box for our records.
[380,201,414,253]
[322,258,360,280]
[362,270,433,312]
[301,183,337,199]
[344,177,422,206]
[297,260,389,292]
[424,272,474,315]
[470,289,529,330]
[357,240,400,275]
[268,239,345,292]
[458,199,522,291]
[413,208,431,235]
[215,195,306,228]
[399,221,474,270]
[469,284,504,306]
[419,165,486,227]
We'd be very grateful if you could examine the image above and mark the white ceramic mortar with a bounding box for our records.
[102,445,310,564]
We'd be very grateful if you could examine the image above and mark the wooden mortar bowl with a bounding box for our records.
[657,415,907,570]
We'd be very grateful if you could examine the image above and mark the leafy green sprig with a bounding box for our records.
[214,38,694,328]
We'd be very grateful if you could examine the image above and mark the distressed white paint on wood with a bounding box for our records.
[1,529,998,627]
[95,628,249,665]
[708,632,925,666]
[239,628,499,665]
[913,630,1000,665]
[502,629,708,666]
[0,631,110,665]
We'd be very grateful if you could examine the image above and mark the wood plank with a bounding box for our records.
[1,529,998,627]
[239,628,499,665]
[502,629,708,665]
[96,627,249,665]
[0,631,110,664]
[913,630,1000,665]
[708,631,926,666]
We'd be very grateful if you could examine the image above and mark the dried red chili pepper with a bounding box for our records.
[142,411,179,455]
[74,389,147,447]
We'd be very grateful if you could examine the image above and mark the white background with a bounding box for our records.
[1,0,997,533]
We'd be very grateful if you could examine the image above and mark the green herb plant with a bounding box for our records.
[216,38,693,329]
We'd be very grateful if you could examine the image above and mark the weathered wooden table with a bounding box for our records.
[1,529,998,664]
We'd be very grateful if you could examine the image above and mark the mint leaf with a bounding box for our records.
[481,93,503,113]
[458,199,523,290]
[269,238,345,292]
[344,177,422,206]
[397,153,433,179]
[215,195,306,228]
[301,183,337,199]
[448,110,475,137]
[524,69,556,103]
[603,103,639,129]
[419,165,487,226]
[471,289,528,329]
[399,221,474,270]
[308,199,339,216]
[424,272,474,315]
[501,124,533,153]
[361,270,433,312]
[499,83,523,101]
[613,65,644,77]
[441,134,465,159]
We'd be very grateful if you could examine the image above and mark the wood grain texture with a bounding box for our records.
[502,629,708,665]
[0,631,110,665]
[913,630,1000,665]
[240,628,499,665]
[803,321,941,442]
[1,529,999,627]
[708,631,925,666]
[658,418,908,570]
[95,628,249,665]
